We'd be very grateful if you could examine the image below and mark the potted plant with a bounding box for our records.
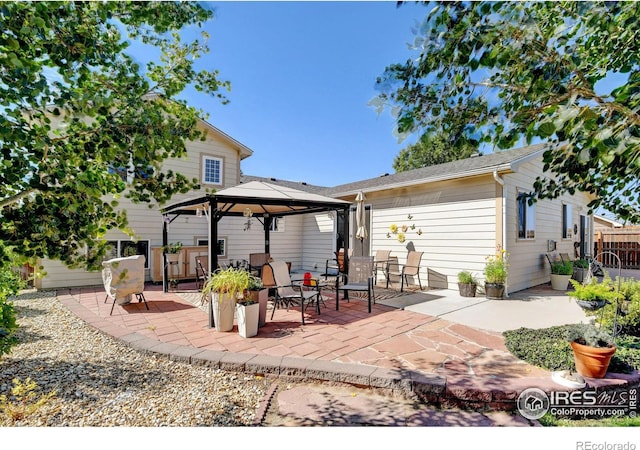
[569,277,619,311]
[573,258,589,283]
[483,248,508,299]
[201,267,251,332]
[163,242,183,263]
[457,271,478,297]
[566,322,616,379]
[550,260,573,290]
[236,275,263,337]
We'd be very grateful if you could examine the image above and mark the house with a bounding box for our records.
[36,120,595,295]
[319,142,595,294]
[34,117,253,289]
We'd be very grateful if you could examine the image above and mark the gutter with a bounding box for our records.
[493,170,508,297]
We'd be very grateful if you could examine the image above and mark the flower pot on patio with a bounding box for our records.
[550,274,572,291]
[458,283,477,298]
[211,292,237,332]
[484,282,505,299]
[236,301,259,338]
[570,341,616,379]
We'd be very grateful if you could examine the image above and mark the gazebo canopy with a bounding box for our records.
[160,181,352,296]
[161,180,351,218]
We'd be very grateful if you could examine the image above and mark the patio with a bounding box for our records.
[57,280,639,410]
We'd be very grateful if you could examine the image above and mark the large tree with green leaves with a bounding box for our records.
[373,1,640,222]
[393,131,478,172]
[0,1,229,270]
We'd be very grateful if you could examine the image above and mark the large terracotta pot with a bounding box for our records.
[570,341,616,379]
[484,283,505,299]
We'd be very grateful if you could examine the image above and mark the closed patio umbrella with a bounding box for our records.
[355,191,367,255]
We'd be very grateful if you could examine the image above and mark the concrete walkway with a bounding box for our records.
[56,280,640,426]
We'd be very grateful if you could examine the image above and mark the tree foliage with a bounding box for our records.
[373,1,640,222]
[0,1,230,269]
[393,131,479,172]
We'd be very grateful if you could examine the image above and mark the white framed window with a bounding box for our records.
[100,240,150,268]
[517,191,536,239]
[194,237,226,257]
[562,204,573,239]
[202,155,223,185]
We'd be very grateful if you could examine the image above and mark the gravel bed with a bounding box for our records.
[0,290,270,426]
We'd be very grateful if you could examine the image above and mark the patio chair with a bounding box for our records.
[322,248,352,280]
[338,256,375,313]
[102,255,148,316]
[373,249,391,285]
[194,255,209,290]
[249,252,270,277]
[385,251,424,292]
[268,260,322,325]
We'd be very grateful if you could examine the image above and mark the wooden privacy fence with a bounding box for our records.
[594,230,640,269]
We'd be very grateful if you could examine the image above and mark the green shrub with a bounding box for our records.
[504,325,639,374]
[457,271,477,285]
[0,247,26,357]
[573,259,589,269]
[550,260,573,275]
[504,325,575,371]
[585,277,640,337]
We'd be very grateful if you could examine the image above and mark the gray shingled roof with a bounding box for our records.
[242,142,554,197]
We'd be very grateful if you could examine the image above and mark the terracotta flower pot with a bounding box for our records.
[570,341,616,379]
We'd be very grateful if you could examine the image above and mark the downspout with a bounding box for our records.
[493,171,508,297]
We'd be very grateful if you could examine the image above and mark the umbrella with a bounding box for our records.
[355,191,367,255]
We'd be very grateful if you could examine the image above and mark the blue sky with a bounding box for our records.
[177,1,428,187]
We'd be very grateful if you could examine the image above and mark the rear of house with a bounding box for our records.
[35,129,595,295]
[320,143,595,295]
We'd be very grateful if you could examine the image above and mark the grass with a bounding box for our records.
[538,414,640,427]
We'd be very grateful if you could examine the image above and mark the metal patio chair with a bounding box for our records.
[102,255,148,315]
[386,251,424,292]
[268,260,322,325]
[338,256,375,313]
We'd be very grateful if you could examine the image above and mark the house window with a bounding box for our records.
[202,156,223,185]
[270,217,284,232]
[562,204,573,239]
[195,237,226,257]
[517,192,536,239]
[100,240,150,268]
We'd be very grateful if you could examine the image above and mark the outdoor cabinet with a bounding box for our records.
[151,246,208,283]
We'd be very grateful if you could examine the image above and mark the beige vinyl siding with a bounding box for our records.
[37,125,246,289]
[503,158,594,293]
[301,213,337,272]
[347,176,498,289]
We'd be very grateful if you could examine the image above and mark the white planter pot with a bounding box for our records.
[551,274,572,290]
[212,292,237,332]
[165,253,180,264]
[237,302,259,338]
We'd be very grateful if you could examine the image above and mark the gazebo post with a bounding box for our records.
[208,200,217,329]
[162,216,169,293]
[264,214,271,255]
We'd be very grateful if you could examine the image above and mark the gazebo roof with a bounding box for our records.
[161,180,351,217]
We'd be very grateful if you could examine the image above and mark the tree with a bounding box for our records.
[0,2,230,270]
[373,1,640,223]
[393,131,479,172]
